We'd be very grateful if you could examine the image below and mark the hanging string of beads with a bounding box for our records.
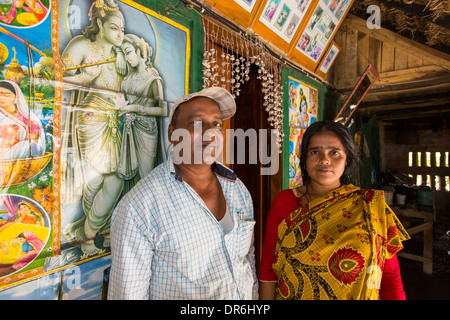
[202,18,284,151]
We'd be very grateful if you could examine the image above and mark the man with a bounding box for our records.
[108,87,257,299]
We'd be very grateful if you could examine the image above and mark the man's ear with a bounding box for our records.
[168,124,175,144]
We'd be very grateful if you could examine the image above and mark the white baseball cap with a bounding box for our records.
[169,87,236,124]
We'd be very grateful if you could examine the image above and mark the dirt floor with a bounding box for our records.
[399,230,450,300]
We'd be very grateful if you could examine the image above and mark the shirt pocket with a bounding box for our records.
[236,220,256,258]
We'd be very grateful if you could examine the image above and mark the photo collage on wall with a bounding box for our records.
[288,76,318,188]
[259,0,313,43]
[295,0,350,62]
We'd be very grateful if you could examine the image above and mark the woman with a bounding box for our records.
[259,121,409,300]
[117,34,167,192]
[0,80,45,160]
[15,202,44,226]
[11,231,44,270]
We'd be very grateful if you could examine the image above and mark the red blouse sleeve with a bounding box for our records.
[258,189,299,282]
[379,254,406,300]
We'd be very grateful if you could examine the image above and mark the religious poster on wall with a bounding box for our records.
[259,0,313,43]
[295,0,350,62]
[0,0,190,292]
[0,0,55,288]
[288,76,318,188]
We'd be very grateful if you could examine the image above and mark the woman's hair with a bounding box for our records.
[299,121,359,185]
[83,0,124,42]
[0,81,17,95]
[122,34,154,68]
[18,202,31,211]
[16,233,27,240]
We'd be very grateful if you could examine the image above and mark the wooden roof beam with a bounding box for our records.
[343,14,450,71]
[359,95,450,112]
[334,65,449,91]
[374,105,450,120]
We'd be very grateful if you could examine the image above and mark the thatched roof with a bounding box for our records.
[351,0,450,52]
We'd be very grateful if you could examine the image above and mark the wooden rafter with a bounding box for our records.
[335,65,450,91]
[342,14,450,71]
[374,105,450,120]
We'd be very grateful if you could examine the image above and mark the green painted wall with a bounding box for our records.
[281,67,342,190]
[136,0,204,92]
[360,116,381,188]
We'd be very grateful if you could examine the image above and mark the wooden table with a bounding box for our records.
[391,206,434,274]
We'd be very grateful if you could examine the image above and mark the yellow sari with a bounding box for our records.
[273,184,409,300]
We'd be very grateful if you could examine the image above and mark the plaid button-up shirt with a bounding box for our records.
[108,154,258,300]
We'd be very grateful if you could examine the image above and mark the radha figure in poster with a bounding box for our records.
[116,34,167,193]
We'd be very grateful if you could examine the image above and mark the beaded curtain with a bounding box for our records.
[202,18,284,151]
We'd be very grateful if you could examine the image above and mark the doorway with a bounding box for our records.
[230,64,272,270]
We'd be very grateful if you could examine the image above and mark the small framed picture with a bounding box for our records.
[317,41,340,76]
[234,0,258,13]
[263,0,282,22]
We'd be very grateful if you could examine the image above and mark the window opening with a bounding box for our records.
[425,152,431,167]
[435,176,441,191]
[425,175,431,188]
[408,151,448,192]
[416,175,422,186]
